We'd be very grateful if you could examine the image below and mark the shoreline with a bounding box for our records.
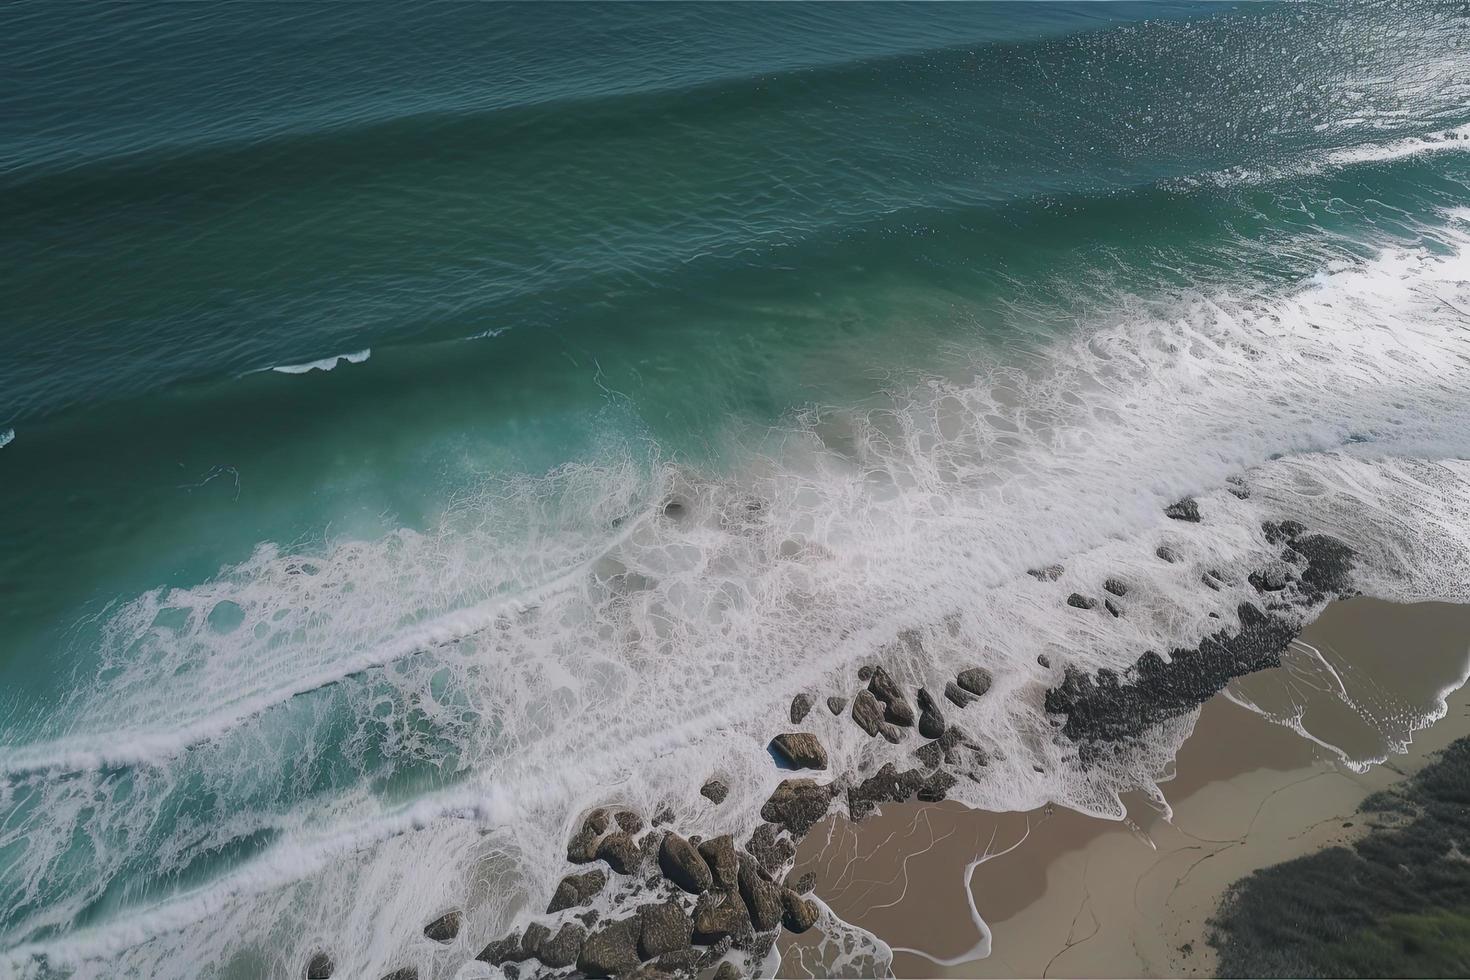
[777,598,1470,978]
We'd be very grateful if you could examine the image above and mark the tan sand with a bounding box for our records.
[777,599,1470,978]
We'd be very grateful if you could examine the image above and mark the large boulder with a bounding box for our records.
[700,778,730,804]
[760,779,835,836]
[638,900,693,960]
[548,869,608,913]
[769,733,828,770]
[597,831,642,875]
[746,824,796,875]
[944,681,976,708]
[698,835,739,890]
[306,952,334,979]
[424,910,460,943]
[782,889,820,933]
[477,930,526,965]
[851,690,884,737]
[537,922,587,969]
[826,695,847,715]
[916,688,946,739]
[737,856,783,932]
[868,667,915,726]
[577,917,642,978]
[660,832,714,894]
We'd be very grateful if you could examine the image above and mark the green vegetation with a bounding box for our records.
[1210,738,1470,978]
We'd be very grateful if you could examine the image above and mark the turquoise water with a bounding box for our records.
[4,2,1470,977]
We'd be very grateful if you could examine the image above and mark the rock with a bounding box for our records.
[826,695,847,715]
[1249,561,1292,592]
[915,740,942,769]
[781,889,820,933]
[746,824,796,874]
[615,810,644,835]
[381,970,417,980]
[700,778,730,805]
[653,805,676,825]
[1027,564,1064,581]
[789,870,817,894]
[857,665,874,681]
[879,721,903,743]
[692,891,752,945]
[1066,593,1096,610]
[598,831,642,875]
[956,667,992,697]
[578,909,601,928]
[1261,519,1306,545]
[790,694,812,723]
[477,930,526,965]
[638,900,693,959]
[548,869,608,913]
[1156,545,1180,563]
[737,856,784,932]
[851,689,884,737]
[537,922,587,969]
[699,835,739,891]
[1104,598,1122,618]
[769,733,828,770]
[654,948,704,974]
[847,763,955,820]
[917,769,957,802]
[568,825,601,864]
[306,951,334,979]
[760,779,835,836]
[1037,654,1051,668]
[578,917,642,978]
[503,966,519,980]
[713,962,742,980]
[936,725,971,765]
[1227,477,1250,499]
[1103,578,1128,597]
[944,681,976,708]
[523,923,551,959]
[660,832,714,893]
[424,910,460,943]
[868,667,915,726]
[1165,498,1201,522]
[916,688,946,739]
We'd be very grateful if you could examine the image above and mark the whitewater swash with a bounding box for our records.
[10,212,1470,975]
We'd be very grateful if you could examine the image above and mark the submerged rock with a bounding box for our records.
[380,970,417,980]
[424,910,460,943]
[769,733,828,770]
[548,869,608,913]
[1165,498,1201,522]
[700,778,730,805]
[1105,598,1122,618]
[1103,578,1128,597]
[847,763,955,820]
[578,917,642,978]
[1027,564,1064,581]
[760,779,835,836]
[306,952,334,979]
[660,833,714,894]
[1066,593,1096,610]
[790,694,812,724]
[1156,544,1180,563]
[1249,561,1292,592]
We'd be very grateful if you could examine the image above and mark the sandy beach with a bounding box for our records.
[778,598,1470,978]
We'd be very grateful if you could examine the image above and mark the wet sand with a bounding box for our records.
[777,599,1470,978]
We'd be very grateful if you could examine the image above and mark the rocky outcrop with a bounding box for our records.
[548,869,608,913]
[424,910,460,943]
[700,778,729,804]
[660,832,714,894]
[637,900,693,960]
[769,733,828,770]
[578,917,642,978]
[760,779,836,836]
[790,694,812,723]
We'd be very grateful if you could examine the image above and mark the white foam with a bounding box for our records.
[1177,123,1470,189]
[268,348,371,374]
[15,219,1470,975]
[0,428,13,449]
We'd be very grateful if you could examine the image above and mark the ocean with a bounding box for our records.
[3,2,1470,977]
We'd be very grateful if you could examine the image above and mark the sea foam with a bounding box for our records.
[269,348,371,374]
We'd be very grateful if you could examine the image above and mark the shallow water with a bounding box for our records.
[5,2,1470,977]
